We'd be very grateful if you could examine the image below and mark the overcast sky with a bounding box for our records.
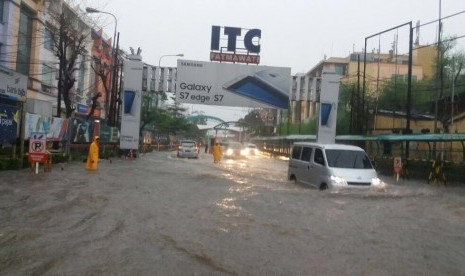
[84,0,465,121]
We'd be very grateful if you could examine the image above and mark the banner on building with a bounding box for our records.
[24,113,68,141]
[176,60,291,109]
[100,125,119,143]
[0,67,27,102]
[120,58,143,150]
[68,118,100,143]
[0,104,19,144]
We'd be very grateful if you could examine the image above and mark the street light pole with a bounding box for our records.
[157,53,184,107]
[86,7,118,125]
[158,53,184,68]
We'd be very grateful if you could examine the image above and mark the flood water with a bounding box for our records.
[1,151,464,275]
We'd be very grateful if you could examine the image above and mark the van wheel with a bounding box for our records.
[290,175,297,184]
[319,183,328,190]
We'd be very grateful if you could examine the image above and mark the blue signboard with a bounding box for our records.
[0,103,19,144]
[77,103,88,114]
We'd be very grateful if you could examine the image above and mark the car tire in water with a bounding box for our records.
[319,183,328,190]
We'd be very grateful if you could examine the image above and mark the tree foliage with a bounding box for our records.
[140,102,191,142]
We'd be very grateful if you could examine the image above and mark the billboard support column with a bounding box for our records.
[120,55,143,152]
[316,72,341,144]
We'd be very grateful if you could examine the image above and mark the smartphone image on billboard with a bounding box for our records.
[320,103,332,127]
[124,90,136,115]
[223,70,289,109]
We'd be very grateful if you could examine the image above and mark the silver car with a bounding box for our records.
[177,140,199,158]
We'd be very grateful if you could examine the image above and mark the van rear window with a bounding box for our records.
[325,149,373,169]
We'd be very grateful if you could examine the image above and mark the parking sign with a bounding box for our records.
[28,133,47,163]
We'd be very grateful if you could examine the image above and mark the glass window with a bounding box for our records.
[300,147,312,162]
[142,67,147,91]
[314,148,325,166]
[42,64,54,86]
[150,67,156,91]
[44,28,54,51]
[335,64,345,75]
[325,149,373,169]
[0,0,4,23]
[291,146,302,160]
[78,56,86,96]
[17,8,33,75]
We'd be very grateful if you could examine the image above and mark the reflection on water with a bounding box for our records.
[216,197,242,211]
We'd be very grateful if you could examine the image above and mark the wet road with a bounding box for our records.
[1,151,465,275]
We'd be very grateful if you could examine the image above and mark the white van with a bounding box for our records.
[288,142,381,190]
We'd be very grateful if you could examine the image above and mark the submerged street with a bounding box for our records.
[1,151,465,275]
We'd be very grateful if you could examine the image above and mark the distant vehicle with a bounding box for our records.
[223,141,244,158]
[288,142,381,190]
[242,143,259,156]
[177,140,199,158]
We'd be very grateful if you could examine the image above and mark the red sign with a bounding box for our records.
[210,52,260,64]
[28,133,47,163]
[393,156,402,174]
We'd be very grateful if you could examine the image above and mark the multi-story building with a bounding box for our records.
[87,28,113,120]
[290,46,436,134]
[0,0,117,149]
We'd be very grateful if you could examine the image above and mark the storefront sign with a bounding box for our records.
[0,67,27,102]
[0,104,19,144]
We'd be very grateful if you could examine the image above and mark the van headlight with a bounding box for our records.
[226,149,233,155]
[330,176,347,186]
[371,177,382,186]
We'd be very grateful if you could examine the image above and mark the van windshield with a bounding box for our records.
[325,149,373,169]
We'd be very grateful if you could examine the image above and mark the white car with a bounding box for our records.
[242,143,259,156]
[177,140,199,159]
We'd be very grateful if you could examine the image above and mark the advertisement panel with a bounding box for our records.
[24,113,68,141]
[316,72,341,144]
[176,60,291,109]
[68,118,99,143]
[0,67,27,102]
[0,104,19,144]
[120,58,143,150]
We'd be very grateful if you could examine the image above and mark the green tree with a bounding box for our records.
[140,102,191,144]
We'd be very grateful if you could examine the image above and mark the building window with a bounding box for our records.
[142,66,147,91]
[44,27,55,51]
[335,64,346,75]
[78,55,87,94]
[0,0,4,23]
[17,7,33,75]
[42,64,54,86]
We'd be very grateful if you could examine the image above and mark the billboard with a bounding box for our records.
[120,58,143,150]
[176,60,291,109]
[0,67,27,102]
[316,72,341,144]
[0,104,19,144]
[24,113,68,141]
[210,26,261,64]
